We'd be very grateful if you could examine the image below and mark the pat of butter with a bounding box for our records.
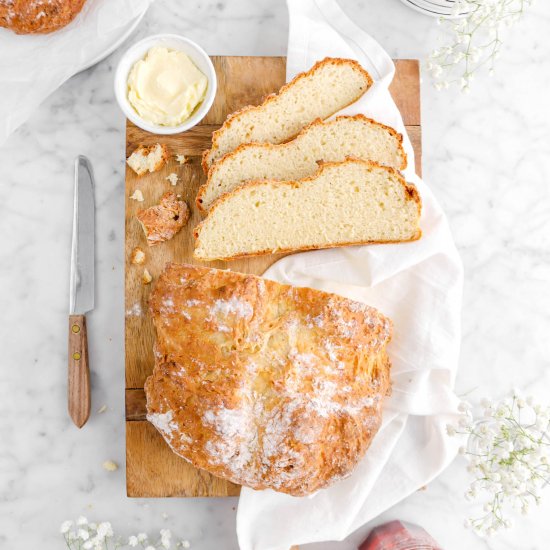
[127,47,208,127]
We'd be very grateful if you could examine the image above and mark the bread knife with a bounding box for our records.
[68,155,95,428]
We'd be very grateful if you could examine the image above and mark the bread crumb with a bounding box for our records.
[130,247,146,265]
[97,405,107,414]
[130,189,144,202]
[102,460,118,472]
[142,268,153,284]
[127,143,168,176]
[175,154,187,165]
[136,192,189,246]
[166,172,179,186]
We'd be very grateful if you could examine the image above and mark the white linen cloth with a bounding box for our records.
[0,0,152,146]
[236,1,464,548]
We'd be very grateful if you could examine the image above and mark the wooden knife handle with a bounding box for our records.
[68,314,90,428]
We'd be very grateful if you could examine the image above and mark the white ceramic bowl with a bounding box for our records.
[114,34,217,135]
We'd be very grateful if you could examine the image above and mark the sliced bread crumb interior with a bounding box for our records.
[198,115,406,210]
[194,160,421,261]
[203,58,373,170]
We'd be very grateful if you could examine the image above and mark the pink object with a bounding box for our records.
[359,520,442,550]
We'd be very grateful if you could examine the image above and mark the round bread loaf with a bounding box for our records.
[145,263,393,496]
[0,0,87,35]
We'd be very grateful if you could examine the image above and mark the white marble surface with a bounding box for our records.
[0,1,549,549]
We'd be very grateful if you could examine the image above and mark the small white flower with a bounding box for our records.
[78,529,90,541]
[128,535,139,547]
[180,541,191,549]
[145,546,156,550]
[137,533,148,543]
[161,528,172,549]
[77,516,89,526]
[60,520,73,534]
[446,424,457,436]
[97,522,113,539]
[83,541,94,550]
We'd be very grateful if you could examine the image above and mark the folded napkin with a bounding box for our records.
[236,1,464,548]
[0,0,152,147]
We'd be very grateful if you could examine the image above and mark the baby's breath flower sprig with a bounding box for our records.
[60,518,191,550]
[447,391,550,537]
[426,0,535,92]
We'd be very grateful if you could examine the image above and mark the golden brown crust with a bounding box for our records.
[0,0,86,34]
[201,57,374,172]
[193,159,422,261]
[145,263,393,496]
[136,192,189,247]
[196,114,407,211]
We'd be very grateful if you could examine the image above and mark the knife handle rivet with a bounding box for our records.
[72,324,80,334]
[73,352,81,361]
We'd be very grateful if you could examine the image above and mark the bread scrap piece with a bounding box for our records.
[127,144,168,177]
[197,115,407,211]
[0,0,86,34]
[130,247,146,265]
[137,192,189,247]
[194,159,421,261]
[202,58,373,171]
[145,263,393,496]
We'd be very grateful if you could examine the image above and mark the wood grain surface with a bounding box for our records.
[68,314,90,428]
[125,56,422,498]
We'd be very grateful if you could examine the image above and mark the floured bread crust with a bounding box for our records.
[145,263,393,496]
[0,0,86,34]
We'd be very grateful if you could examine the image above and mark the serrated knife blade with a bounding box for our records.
[68,155,94,428]
[70,155,95,315]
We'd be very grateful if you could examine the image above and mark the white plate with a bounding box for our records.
[399,0,471,18]
[77,10,147,73]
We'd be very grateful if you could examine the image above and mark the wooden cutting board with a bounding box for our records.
[125,56,422,498]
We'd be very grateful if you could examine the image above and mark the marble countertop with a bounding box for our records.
[1,1,549,549]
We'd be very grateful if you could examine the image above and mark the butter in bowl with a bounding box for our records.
[115,34,217,135]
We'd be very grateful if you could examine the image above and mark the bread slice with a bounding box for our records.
[197,115,406,211]
[127,143,168,176]
[202,58,373,171]
[193,160,421,261]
